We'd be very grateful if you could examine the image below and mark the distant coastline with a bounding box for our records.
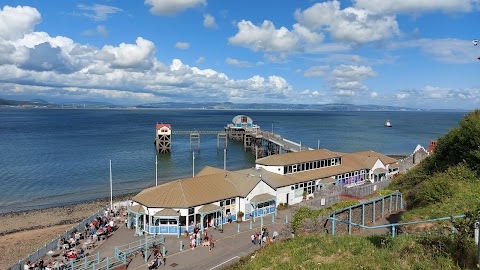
[2,97,469,112]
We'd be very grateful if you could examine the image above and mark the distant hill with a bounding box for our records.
[137,102,419,111]
[0,98,53,107]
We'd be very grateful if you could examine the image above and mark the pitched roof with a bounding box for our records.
[255,149,341,166]
[250,193,276,203]
[198,204,222,213]
[153,208,180,217]
[129,205,145,213]
[196,166,225,177]
[132,168,261,208]
[346,150,397,167]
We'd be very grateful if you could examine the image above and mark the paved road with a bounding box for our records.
[91,209,293,270]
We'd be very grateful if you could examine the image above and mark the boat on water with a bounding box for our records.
[385,120,392,127]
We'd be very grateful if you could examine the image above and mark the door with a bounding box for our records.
[286,193,289,204]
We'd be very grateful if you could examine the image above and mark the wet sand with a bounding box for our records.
[0,196,131,269]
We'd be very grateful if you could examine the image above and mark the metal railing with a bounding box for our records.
[328,215,465,237]
[327,191,403,236]
[114,235,164,259]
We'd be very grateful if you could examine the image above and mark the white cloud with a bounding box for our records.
[196,56,205,65]
[203,14,217,28]
[225,57,251,67]
[370,91,378,97]
[294,1,400,44]
[145,0,206,16]
[76,4,122,21]
[329,65,377,96]
[331,65,377,81]
[228,20,299,52]
[304,65,329,77]
[175,42,190,49]
[100,37,156,70]
[300,90,323,97]
[353,0,473,14]
[0,5,41,41]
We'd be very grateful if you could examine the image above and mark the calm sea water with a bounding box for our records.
[0,108,466,213]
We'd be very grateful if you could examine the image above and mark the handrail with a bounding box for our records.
[328,215,465,237]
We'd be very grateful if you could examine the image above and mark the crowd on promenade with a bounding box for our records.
[188,225,216,251]
[23,206,123,270]
[251,227,278,246]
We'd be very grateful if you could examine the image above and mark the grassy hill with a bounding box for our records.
[226,110,480,269]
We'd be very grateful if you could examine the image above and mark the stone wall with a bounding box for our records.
[398,146,429,173]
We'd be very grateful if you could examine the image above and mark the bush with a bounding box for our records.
[377,189,394,196]
[237,211,244,220]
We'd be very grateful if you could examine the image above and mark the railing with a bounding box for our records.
[326,191,403,236]
[114,235,164,259]
[62,252,126,270]
[328,215,465,237]
[8,205,110,270]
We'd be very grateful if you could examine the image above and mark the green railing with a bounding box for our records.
[326,191,465,237]
[114,235,165,264]
[328,215,465,237]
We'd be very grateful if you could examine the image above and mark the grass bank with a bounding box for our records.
[225,234,472,269]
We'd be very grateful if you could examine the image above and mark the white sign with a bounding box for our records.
[321,198,326,206]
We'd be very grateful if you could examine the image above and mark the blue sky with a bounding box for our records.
[0,0,478,109]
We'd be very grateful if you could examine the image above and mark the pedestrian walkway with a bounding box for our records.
[92,208,294,270]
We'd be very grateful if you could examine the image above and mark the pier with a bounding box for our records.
[155,115,312,158]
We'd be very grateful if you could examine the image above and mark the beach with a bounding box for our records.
[0,196,130,270]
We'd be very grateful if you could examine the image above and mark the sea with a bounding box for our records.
[0,108,466,214]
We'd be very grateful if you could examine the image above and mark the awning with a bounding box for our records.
[372,168,387,174]
[198,204,222,215]
[129,204,145,214]
[153,208,180,217]
[250,193,276,204]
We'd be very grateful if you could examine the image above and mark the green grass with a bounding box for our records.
[225,234,470,270]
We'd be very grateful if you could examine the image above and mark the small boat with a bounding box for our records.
[385,120,392,127]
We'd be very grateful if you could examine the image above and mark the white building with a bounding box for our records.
[128,149,398,235]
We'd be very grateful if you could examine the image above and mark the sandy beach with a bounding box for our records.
[0,196,131,270]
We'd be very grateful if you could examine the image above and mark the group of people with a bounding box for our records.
[24,259,64,270]
[251,227,278,246]
[189,229,215,251]
[148,249,166,269]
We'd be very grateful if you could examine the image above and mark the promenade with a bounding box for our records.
[92,208,294,270]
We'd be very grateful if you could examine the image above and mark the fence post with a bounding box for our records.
[162,245,166,257]
[361,204,365,226]
[332,214,336,236]
[381,197,385,217]
[250,221,252,229]
[106,257,109,270]
[237,224,240,233]
[84,254,88,268]
[145,236,148,263]
[348,208,352,235]
[272,214,275,223]
[395,193,399,211]
[261,216,264,228]
[180,241,183,251]
[97,252,100,263]
[392,225,396,237]
[70,259,74,270]
[400,193,404,209]
[285,215,288,224]
[372,201,376,223]
[389,194,393,214]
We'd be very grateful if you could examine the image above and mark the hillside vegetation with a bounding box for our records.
[226,110,480,269]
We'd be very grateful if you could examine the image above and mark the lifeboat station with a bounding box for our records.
[127,148,399,236]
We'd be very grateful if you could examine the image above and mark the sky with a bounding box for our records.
[0,0,478,109]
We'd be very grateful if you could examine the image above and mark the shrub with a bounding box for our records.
[237,211,244,220]
[377,189,394,197]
